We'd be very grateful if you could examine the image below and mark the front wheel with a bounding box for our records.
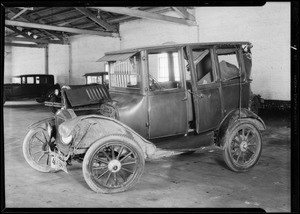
[23,127,57,172]
[222,122,262,172]
[82,135,145,194]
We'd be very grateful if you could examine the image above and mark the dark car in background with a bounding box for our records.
[3,74,60,104]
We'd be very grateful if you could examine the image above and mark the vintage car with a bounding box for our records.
[23,42,265,194]
[45,72,109,113]
[3,74,60,104]
[83,72,109,88]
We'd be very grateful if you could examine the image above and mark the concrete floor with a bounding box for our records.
[3,100,290,211]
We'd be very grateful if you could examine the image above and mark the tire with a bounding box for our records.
[222,121,262,172]
[82,135,145,194]
[23,127,57,173]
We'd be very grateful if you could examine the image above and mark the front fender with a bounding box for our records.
[217,108,266,148]
[28,117,55,130]
[58,115,157,158]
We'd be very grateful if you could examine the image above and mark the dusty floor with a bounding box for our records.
[3,101,290,211]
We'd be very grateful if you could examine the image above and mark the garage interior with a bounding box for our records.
[3,3,292,212]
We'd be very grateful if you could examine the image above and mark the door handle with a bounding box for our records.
[181,96,187,101]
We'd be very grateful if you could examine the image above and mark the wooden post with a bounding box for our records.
[45,45,49,75]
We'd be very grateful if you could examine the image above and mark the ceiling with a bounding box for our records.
[4,7,196,47]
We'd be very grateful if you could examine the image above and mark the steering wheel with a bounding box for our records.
[149,75,162,90]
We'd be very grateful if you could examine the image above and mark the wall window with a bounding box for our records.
[148,50,181,91]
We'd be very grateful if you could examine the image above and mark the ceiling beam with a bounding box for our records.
[5,20,119,37]
[57,16,87,26]
[26,7,53,16]
[5,25,35,39]
[11,8,31,20]
[89,7,197,26]
[8,8,65,41]
[5,36,66,44]
[39,8,76,20]
[106,7,172,24]
[74,7,117,31]
[172,7,195,21]
[5,42,47,48]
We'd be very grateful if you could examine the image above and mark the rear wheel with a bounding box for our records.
[82,135,145,193]
[222,122,262,172]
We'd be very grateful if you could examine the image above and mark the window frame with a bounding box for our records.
[215,46,246,83]
[190,47,218,86]
[146,47,184,93]
[108,52,142,91]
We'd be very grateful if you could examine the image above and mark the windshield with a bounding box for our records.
[108,53,141,89]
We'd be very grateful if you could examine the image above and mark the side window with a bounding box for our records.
[216,49,243,81]
[148,50,181,91]
[192,49,215,85]
[27,77,34,84]
[21,77,26,84]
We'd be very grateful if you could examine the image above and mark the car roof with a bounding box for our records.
[13,74,54,78]
[104,41,251,55]
[83,72,108,77]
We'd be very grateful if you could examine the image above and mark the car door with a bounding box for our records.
[147,48,188,138]
[186,46,222,133]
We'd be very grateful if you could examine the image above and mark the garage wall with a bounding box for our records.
[119,10,198,49]
[68,35,120,85]
[48,44,69,85]
[4,44,70,85]
[4,47,45,77]
[119,2,290,101]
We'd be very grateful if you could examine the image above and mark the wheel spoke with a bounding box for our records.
[116,146,124,160]
[232,138,240,146]
[94,157,108,165]
[106,172,112,185]
[236,150,242,163]
[113,172,117,186]
[32,150,43,156]
[121,167,133,174]
[111,145,115,159]
[247,135,257,145]
[242,128,245,139]
[101,150,111,161]
[41,131,48,143]
[96,169,109,179]
[34,135,45,145]
[93,166,107,170]
[120,151,133,163]
[117,171,126,182]
[122,161,136,166]
[245,130,251,140]
[37,152,46,163]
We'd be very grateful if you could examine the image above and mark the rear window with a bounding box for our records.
[109,53,141,89]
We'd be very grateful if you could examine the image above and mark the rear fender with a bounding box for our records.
[217,108,265,149]
[59,115,156,158]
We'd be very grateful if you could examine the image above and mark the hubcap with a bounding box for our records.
[240,141,248,152]
[108,159,121,172]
